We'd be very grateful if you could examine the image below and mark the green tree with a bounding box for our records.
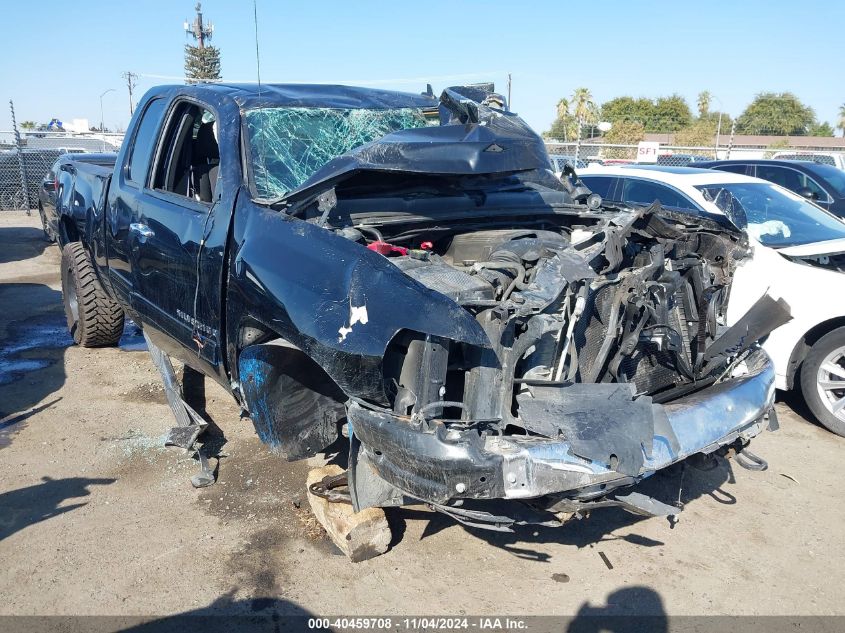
[653,95,693,132]
[546,116,576,141]
[556,98,569,120]
[808,121,835,137]
[697,91,712,118]
[764,137,791,158]
[600,95,691,132]
[184,44,221,83]
[698,110,733,132]
[601,96,654,126]
[838,104,845,138]
[674,119,717,149]
[735,92,816,135]
[603,120,645,159]
[20,120,36,129]
[184,2,221,84]
[571,87,598,124]
[545,89,597,140]
[545,98,576,140]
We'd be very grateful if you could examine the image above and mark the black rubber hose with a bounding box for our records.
[735,449,768,471]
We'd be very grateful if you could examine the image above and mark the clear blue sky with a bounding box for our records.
[1,0,842,134]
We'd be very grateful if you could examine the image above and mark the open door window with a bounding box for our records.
[152,102,220,204]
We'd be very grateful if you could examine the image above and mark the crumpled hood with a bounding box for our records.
[277,91,554,208]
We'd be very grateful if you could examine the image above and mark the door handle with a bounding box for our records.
[129,223,155,239]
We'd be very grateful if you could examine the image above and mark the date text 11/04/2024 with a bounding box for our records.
[307,617,528,630]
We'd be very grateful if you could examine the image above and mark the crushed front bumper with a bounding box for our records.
[348,347,775,506]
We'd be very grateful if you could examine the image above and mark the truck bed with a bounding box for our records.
[60,159,114,245]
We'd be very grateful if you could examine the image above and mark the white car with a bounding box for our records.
[578,164,845,436]
[549,154,587,177]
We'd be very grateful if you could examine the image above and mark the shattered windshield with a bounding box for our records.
[244,106,435,198]
[696,182,845,247]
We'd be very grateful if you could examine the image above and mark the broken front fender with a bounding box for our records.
[227,202,489,401]
[348,347,775,506]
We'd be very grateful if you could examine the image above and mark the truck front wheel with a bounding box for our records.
[61,243,124,347]
[800,326,845,437]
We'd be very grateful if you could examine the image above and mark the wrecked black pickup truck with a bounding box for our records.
[59,82,784,529]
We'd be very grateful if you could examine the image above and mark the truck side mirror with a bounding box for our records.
[797,187,817,201]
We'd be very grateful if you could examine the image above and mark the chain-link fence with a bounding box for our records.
[547,142,719,168]
[0,130,123,211]
[546,140,845,169]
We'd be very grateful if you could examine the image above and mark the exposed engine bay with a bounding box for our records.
[342,205,751,414]
[291,198,786,526]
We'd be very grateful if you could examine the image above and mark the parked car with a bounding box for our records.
[695,159,845,217]
[56,83,778,531]
[549,154,587,174]
[655,153,712,166]
[37,153,117,242]
[772,151,845,171]
[579,164,845,436]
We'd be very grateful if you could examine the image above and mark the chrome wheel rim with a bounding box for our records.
[816,345,845,422]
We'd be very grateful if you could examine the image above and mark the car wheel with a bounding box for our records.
[37,203,55,242]
[61,242,125,347]
[799,327,845,437]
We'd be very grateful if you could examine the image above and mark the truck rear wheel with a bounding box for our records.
[61,242,124,347]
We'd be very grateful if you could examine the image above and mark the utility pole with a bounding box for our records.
[99,88,116,133]
[575,116,583,163]
[9,100,31,215]
[726,120,736,160]
[507,73,512,111]
[99,88,116,151]
[715,111,723,159]
[122,71,138,116]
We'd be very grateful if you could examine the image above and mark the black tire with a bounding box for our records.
[61,242,125,347]
[799,326,845,437]
[37,203,55,242]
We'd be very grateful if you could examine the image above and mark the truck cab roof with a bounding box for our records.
[143,83,439,110]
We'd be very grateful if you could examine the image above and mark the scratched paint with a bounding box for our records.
[338,304,369,342]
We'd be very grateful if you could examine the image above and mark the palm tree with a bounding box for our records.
[556,98,570,120]
[571,87,596,124]
[697,91,712,118]
[838,103,845,138]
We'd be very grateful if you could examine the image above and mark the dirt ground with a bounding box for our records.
[1,210,843,619]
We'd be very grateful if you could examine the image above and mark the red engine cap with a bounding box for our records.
[367,241,409,257]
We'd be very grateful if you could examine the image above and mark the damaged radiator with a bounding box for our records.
[572,275,697,395]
